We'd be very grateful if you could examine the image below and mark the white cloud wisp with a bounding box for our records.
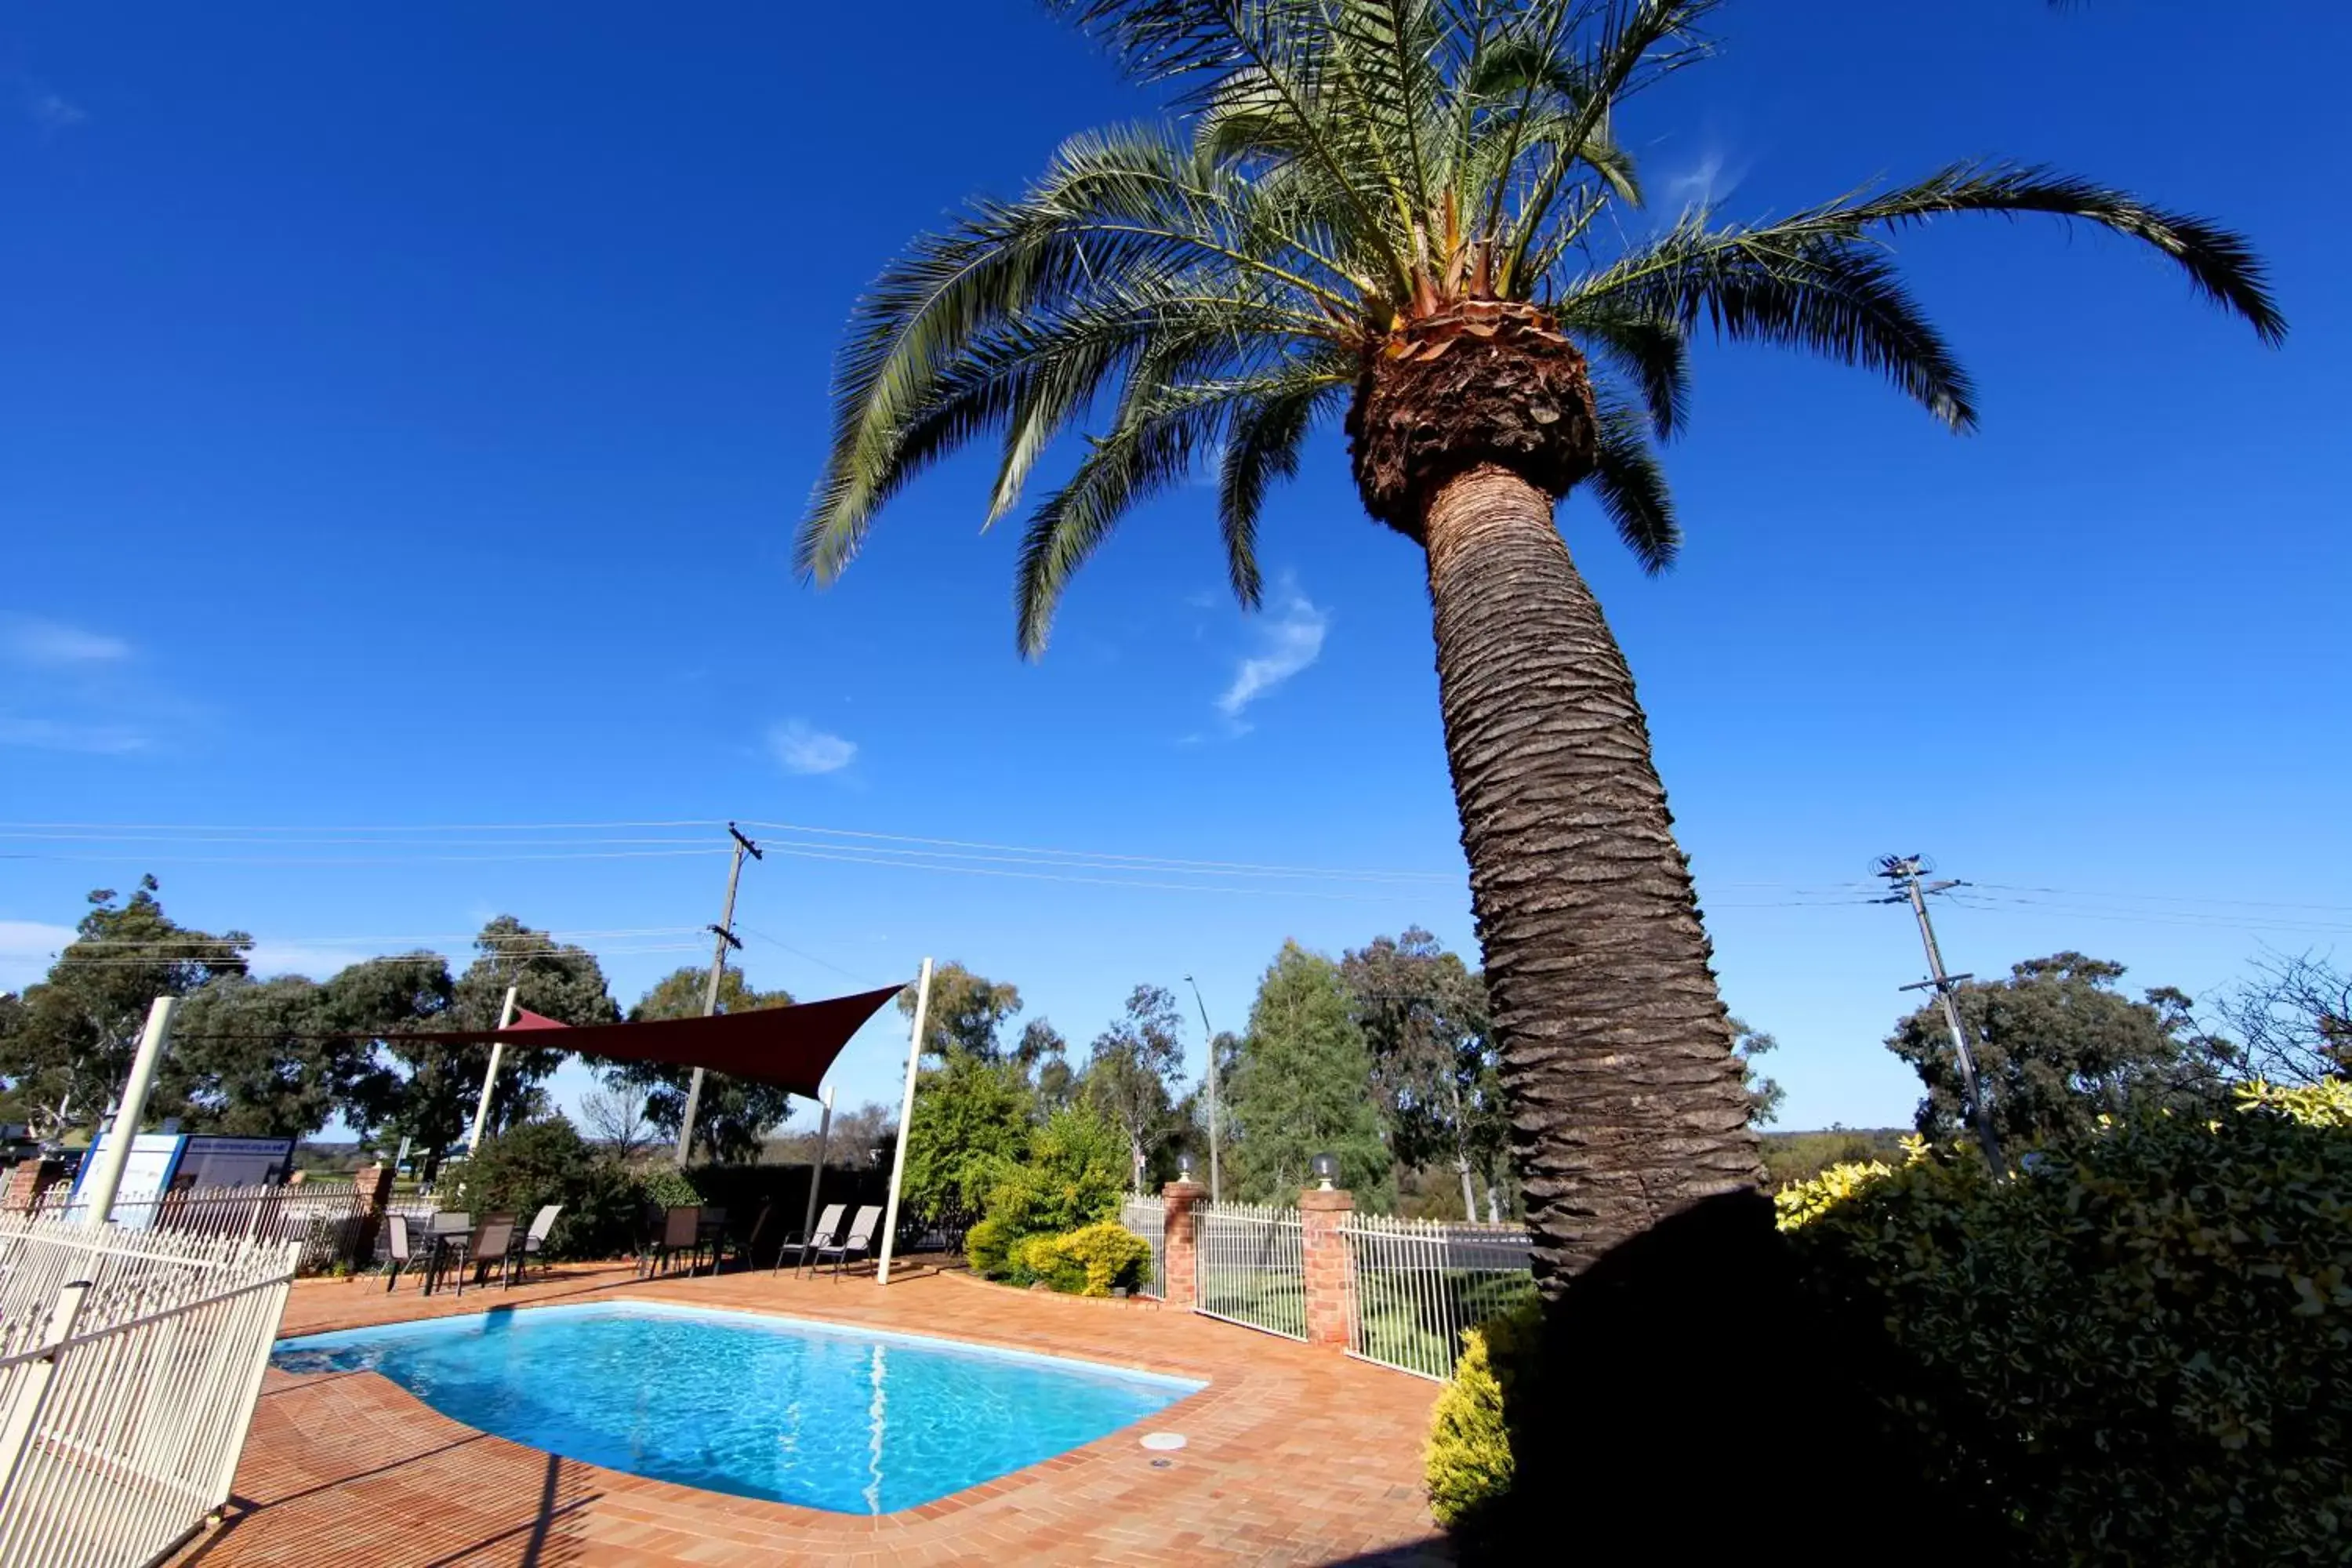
[768,720,858,776]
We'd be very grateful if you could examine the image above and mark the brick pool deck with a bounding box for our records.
[174,1262,1452,1567]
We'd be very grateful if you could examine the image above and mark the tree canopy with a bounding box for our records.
[1084,983,1189,1191]
[1339,927,1501,1219]
[1889,953,2226,1149]
[0,878,252,1135]
[1228,941,1392,1206]
[901,962,1025,1062]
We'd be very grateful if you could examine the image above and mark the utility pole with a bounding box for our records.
[1183,975,1221,1203]
[675,822,761,1166]
[1876,855,2007,1177]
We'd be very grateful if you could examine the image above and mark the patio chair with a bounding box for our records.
[714,1202,769,1274]
[419,1211,476,1295]
[811,1204,884,1279]
[515,1204,562,1280]
[458,1214,517,1295]
[641,1205,703,1278]
[383,1214,417,1294]
[775,1203,844,1276]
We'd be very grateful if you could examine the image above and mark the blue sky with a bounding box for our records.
[4,1,2347,1137]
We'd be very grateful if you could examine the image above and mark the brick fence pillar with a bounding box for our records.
[4,1157,67,1214]
[1300,1185,1355,1349]
[1161,1179,1203,1310]
[347,1161,396,1269]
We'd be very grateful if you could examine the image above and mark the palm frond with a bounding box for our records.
[1217,368,1342,607]
[1576,221,1980,430]
[1014,369,1338,654]
[1588,399,1680,573]
[1842,163,2284,345]
[1566,299,1690,438]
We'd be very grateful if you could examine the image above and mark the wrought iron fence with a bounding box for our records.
[0,1216,298,1567]
[1195,1202,1305,1340]
[1341,1215,1535,1381]
[1119,1194,1165,1298]
[11,1182,367,1276]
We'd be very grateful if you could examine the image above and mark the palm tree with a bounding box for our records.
[798,0,2281,1289]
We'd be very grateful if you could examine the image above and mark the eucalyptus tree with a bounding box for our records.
[800,0,2281,1283]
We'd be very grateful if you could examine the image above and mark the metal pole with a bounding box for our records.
[1184,975,1220,1204]
[79,996,178,1227]
[875,958,932,1287]
[1881,857,2008,1177]
[798,1084,835,1254]
[464,986,520,1161]
[677,825,760,1165]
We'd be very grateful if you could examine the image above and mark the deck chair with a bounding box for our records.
[517,1204,561,1279]
[458,1214,517,1295]
[811,1204,883,1279]
[775,1203,844,1276]
[383,1214,417,1294]
[714,1202,770,1274]
[642,1205,702,1278]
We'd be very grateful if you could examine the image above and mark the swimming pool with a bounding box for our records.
[271,1301,1202,1513]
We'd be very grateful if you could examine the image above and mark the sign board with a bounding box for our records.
[66,1132,296,1226]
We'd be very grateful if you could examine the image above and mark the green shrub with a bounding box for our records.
[1788,1092,2352,1565]
[1425,1294,1541,1538]
[1018,1232,1083,1294]
[964,1214,1016,1278]
[640,1165,702,1209]
[965,1104,1129,1287]
[978,1104,1127,1240]
[1020,1221,1150,1297]
[463,1116,645,1260]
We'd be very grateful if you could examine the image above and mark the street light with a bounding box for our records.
[1182,975,1221,1204]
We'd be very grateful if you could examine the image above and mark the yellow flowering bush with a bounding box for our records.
[1424,1295,1540,1540]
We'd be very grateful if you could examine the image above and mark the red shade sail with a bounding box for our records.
[393,984,904,1099]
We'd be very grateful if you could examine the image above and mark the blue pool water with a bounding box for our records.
[272,1302,1200,1513]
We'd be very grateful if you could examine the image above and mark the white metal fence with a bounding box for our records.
[1194,1202,1306,1340]
[11,1182,366,1276]
[1118,1195,1165,1298]
[0,1216,298,1567]
[1341,1215,1536,1381]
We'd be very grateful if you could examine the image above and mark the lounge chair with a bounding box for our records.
[458,1214,517,1295]
[516,1204,562,1280]
[383,1214,417,1294]
[641,1204,703,1278]
[714,1202,769,1273]
[775,1203,844,1276]
[811,1204,883,1279]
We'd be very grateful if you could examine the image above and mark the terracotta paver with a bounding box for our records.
[172,1261,1452,1566]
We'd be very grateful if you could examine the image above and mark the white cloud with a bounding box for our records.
[1216,584,1328,722]
[0,921,75,989]
[0,715,150,753]
[768,720,858,776]
[9,73,86,136]
[5,617,130,666]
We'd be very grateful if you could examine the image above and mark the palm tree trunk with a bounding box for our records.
[1421,462,1760,1290]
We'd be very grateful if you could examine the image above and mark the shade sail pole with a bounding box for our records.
[463,986,520,1162]
[875,958,932,1287]
[799,1083,835,1258]
[80,996,178,1226]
